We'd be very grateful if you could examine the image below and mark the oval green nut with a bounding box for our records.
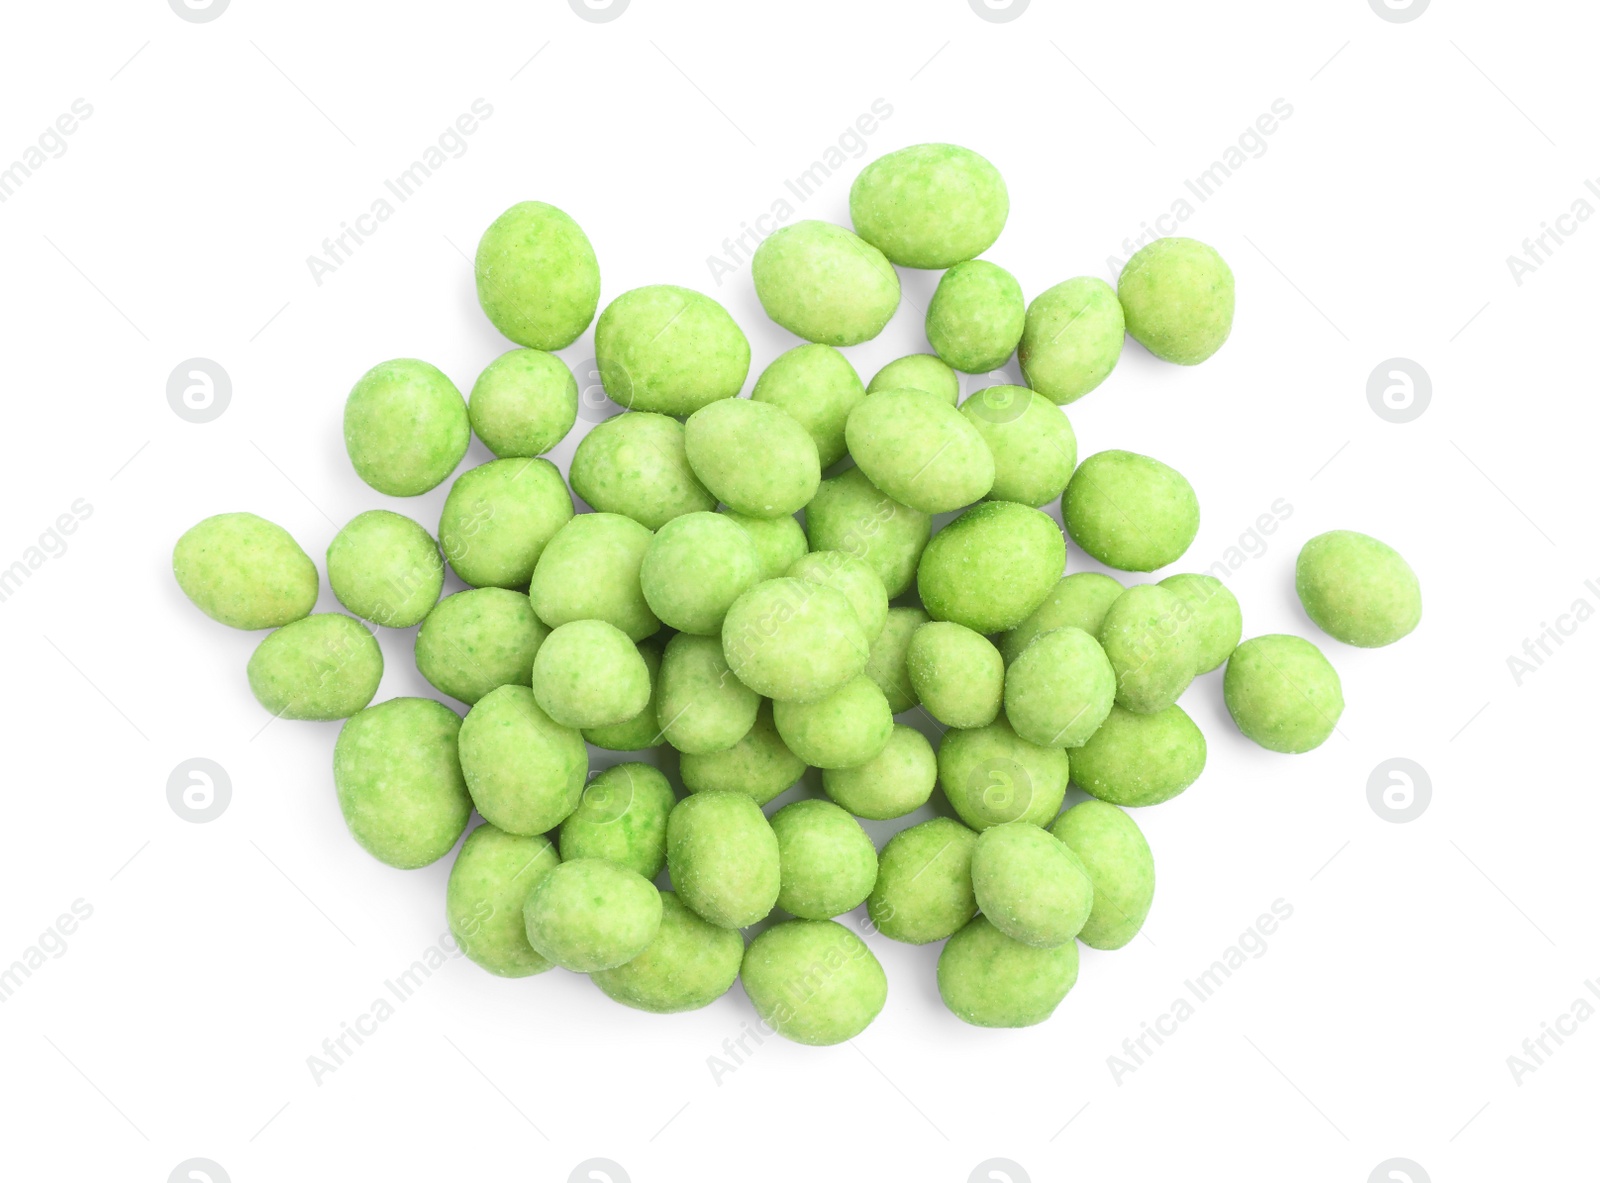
[523,858,663,972]
[971,822,1093,948]
[1118,236,1234,365]
[865,605,930,713]
[639,511,760,636]
[959,387,1077,508]
[1001,572,1124,664]
[657,632,760,755]
[1295,530,1421,648]
[458,684,587,835]
[326,510,442,628]
[742,920,888,1046]
[439,457,574,589]
[937,915,1079,1028]
[596,285,750,415]
[867,353,960,403]
[1072,703,1206,807]
[721,578,868,703]
[926,259,1025,373]
[1004,625,1116,748]
[1050,800,1155,950]
[772,674,893,769]
[532,619,651,730]
[447,823,561,977]
[590,891,745,1013]
[344,359,469,496]
[468,348,578,458]
[558,762,676,881]
[173,512,318,630]
[1064,450,1199,573]
[1224,634,1344,753]
[679,701,805,805]
[845,390,995,514]
[1159,572,1244,674]
[938,716,1069,831]
[771,799,878,919]
[1099,584,1199,714]
[569,411,716,531]
[918,501,1065,634]
[685,397,820,518]
[804,466,930,598]
[751,220,900,346]
[750,343,866,468]
[822,724,937,820]
[1017,277,1125,405]
[415,587,548,706]
[474,200,600,351]
[582,638,664,752]
[246,614,382,721]
[666,791,781,929]
[906,621,1004,729]
[529,512,659,640]
[787,550,889,643]
[867,817,978,944]
[850,143,1008,269]
[722,510,808,582]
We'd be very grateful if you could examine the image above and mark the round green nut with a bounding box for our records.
[569,412,716,531]
[474,200,600,351]
[333,698,471,869]
[751,220,900,346]
[906,621,1004,729]
[1224,634,1344,753]
[1295,530,1422,648]
[958,387,1077,508]
[458,685,587,835]
[666,791,781,929]
[447,824,562,977]
[468,348,578,458]
[439,457,574,589]
[723,511,808,582]
[771,799,878,919]
[529,512,659,641]
[865,605,930,712]
[1064,450,1199,573]
[590,891,745,1013]
[926,259,1025,373]
[804,467,931,599]
[772,675,893,769]
[1001,572,1124,665]
[850,143,1008,269]
[415,588,548,705]
[938,717,1069,831]
[971,822,1093,948]
[937,915,1080,1028]
[173,512,318,630]
[1017,277,1126,405]
[582,638,663,752]
[522,858,663,972]
[685,397,820,518]
[788,550,888,643]
[1072,704,1206,806]
[639,511,760,636]
[532,619,651,729]
[1004,625,1116,748]
[867,817,978,944]
[822,724,937,820]
[679,701,805,805]
[750,344,866,468]
[868,353,960,403]
[247,614,382,721]
[845,390,995,514]
[657,633,760,755]
[326,510,442,628]
[1051,800,1155,950]
[344,359,469,496]
[741,919,888,1045]
[558,762,676,881]
[1118,236,1234,365]
[595,285,750,415]
[1159,572,1244,674]
[721,578,869,703]
[1099,584,1199,714]
[918,501,1066,634]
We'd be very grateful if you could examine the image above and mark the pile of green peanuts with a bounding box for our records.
[172,142,1422,1043]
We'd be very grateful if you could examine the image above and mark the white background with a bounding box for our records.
[1,1,1594,1180]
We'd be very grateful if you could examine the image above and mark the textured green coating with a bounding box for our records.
[439,457,573,589]
[657,632,760,755]
[1099,584,1199,714]
[415,588,548,705]
[771,799,878,919]
[1159,572,1243,674]
[845,390,995,514]
[1065,450,1199,573]
[1072,704,1206,807]
[1051,801,1154,950]
[558,762,675,880]
[868,818,978,944]
[772,674,893,769]
[959,387,1078,508]
[823,724,937,820]
[721,578,868,703]
[1224,634,1344,753]
[447,824,561,977]
[938,716,1069,831]
[529,512,659,640]
[532,619,651,729]
[590,892,744,1013]
[173,512,318,630]
[474,200,600,351]
[741,920,888,1045]
[458,684,587,835]
[751,220,900,346]
[344,359,470,496]
[326,510,442,628]
[1118,237,1234,365]
[918,501,1065,634]
[247,614,382,721]
[926,260,1025,373]
[1001,573,1123,664]
[1295,530,1421,648]
[868,353,960,403]
[865,606,930,713]
[971,823,1093,947]
[850,143,1008,269]
[1004,626,1116,748]
[937,915,1079,1028]
[333,698,471,869]
[639,511,760,635]
[685,397,820,518]
[582,638,663,751]
[523,858,662,972]
[722,511,808,582]
[468,348,578,458]
[804,467,931,599]
[569,412,716,531]
[750,344,866,468]
[595,285,750,415]
[788,551,888,643]
[906,621,1004,729]
[1017,277,1126,405]
[679,701,805,805]
[666,791,780,928]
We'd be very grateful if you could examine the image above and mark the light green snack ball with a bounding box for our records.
[326,510,443,628]
[569,412,717,531]
[938,716,1069,831]
[558,762,676,881]
[772,674,893,769]
[583,638,664,751]
[751,220,900,346]
[1295,530,1422,648]
[596,285,750,415]
[333,698,471,869]
[937,915,1079,1028]
[771,799,878,919]
[750,344,866,469]
[1000,572,1124,665]
[1051,800,1155,950]
[1072,704,1205,806]
[344,359,469,496]
[1223,634,1344,753]
[804,467,931,598]
[468,349,578,458]
[440,457,574,589]
[1064,450,1199,573]
[458,685,587,835]
[666,791,781,928]
[823,724,936,820]
[926,259,1025,373]
[865,606,929,713]
[447,823,561,977]
[246,614,382,721]
[741,919,888,1045]
[679,700,806,805]
[918,501,1065,634]
[1118,237,1235,365]
[639,512,760,635]
[415,588,548,706]
[523,858,663,972]
[1159,572,1244,674]
[685,398,820,518]
[722,578,868,703]
[867,353,960,403]
[958,387,1077,508]
[845,390,996,514]
[788,551,888,643]
[474,200,599,351]
[1017,277,1126,405]
[867,817,978,944]
[532,619,651,729]
[971,822,1093,948]
[850,143,1008,269]
[173,512,318,630]
[590,891,745,1013]
[722,510,808,582]
[1004,626,1116,748]
[907,621,1004,729]
[1098,584,1199,714]
[657,633,760,755]
[529,512,659,640]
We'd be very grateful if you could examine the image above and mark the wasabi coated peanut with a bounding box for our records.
[1064,450,1199,573]
[1000,572,1124,665]
[679,701,805,805]
[569,412,716,531]
[333,698,471,869]
[722,510,808,582]
[1004,626,1116,748]
[684,397,821,518]
[1099,584,1199,714]
[1017,277,1126,405]
[529,512,659,640]
[1159,572,1243,674]
[971,822,1093,948]
[938,716,1069,831]
[474,200,600,350]
[173,512,318,630]
[1051,800,1155,950]
[447,824,562,977]
[788,550,889,643]
[468,348,578,458]
[640,512,760,635]
[721,578,868,703]
[458,685,587,835]
[344,359,470,496]
[1071,704,1206,807]
[804,467,931,598]
[666,791,781,928]
[906,622,1004,729]
[558,762,676,880]
[751,220,900,346]
[247,614,382,721]
[523,858,663,972]
[591,892,745,1013]
[1224,634,1344,753]
[926,259,1025,373]
[867,817,978,944]
[656,633,760,755]
[823,724,937,820]
[1118,237,1234,365]
[750,344,866,468]
[850,143,1008,269]
[439,457,574,588]
[937,916,1079,1029]
[326,510,443,628]
[583,638,663,751]
[770,799,878,919]
[532,619,651,729]
[741,919,888,1046]
[772,674,894,769]
[865,605,929,712]
[867,353,960,403]
[595,285,750,415]
[415,587,548,705]
[958,387,1078,509]
[845,390,996,514]
[1295,530,1422,648]
[918,501,1065,634]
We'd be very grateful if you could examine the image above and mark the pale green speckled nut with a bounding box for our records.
[850,143,1008,269]
[907,621,1004,729]
[1118,237,1234,365]
[772,674,893,769]
[771,799,878,919]
[1064,450,1199,573]
[173,512,318,630]
[333,697,471,869]
[474,200,600,351]
[583,638,663,751]
[1099,584,1198,714]
[868,817,978,944]
[918,501,1065,634]
[532,619,651,729]
[823,724,936,820]
[415,588,548,706]
[804,467,930,599]
[1224,634,1344,753]
[559,762,675,880]
[723,510,808,582]
[972,822,1093,948]
[926,259,1025,373]
[447,823,561,977]
[865,606,929,713]
[529,512,659,641]
[591,891,744,1013]
[845,390,995,514]
[639,512,760,636]
[247,614,382,721]
[937,915,1079,1028]
[344,359,469,496]
[1001,572,1123,665]
[685,397,820,518]
[721,578,868,703]
[1004,626,1116,748]
[326,510,442,628]
[458,684,587,835]
[679,701,805,805]
[1295,530,1421,648]
[439,457,574,589]
[666,791,780,928]
[751,220,900,346]
[741,919,888,1045]
[868,353,960,403]
[1072,704,1206,807]
[958,387,1077,509]
[1159,572,1243,674]
[938,716,1069,831]
[657,633,760,755]
[788,550,888,643]
[1017,278,1126,405]
[596,285,750,415]
[468,348,578,458]
[523,858,662,972]
[1051,800,1154,951]
[569,412,716,531]
[750,344,866,468]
